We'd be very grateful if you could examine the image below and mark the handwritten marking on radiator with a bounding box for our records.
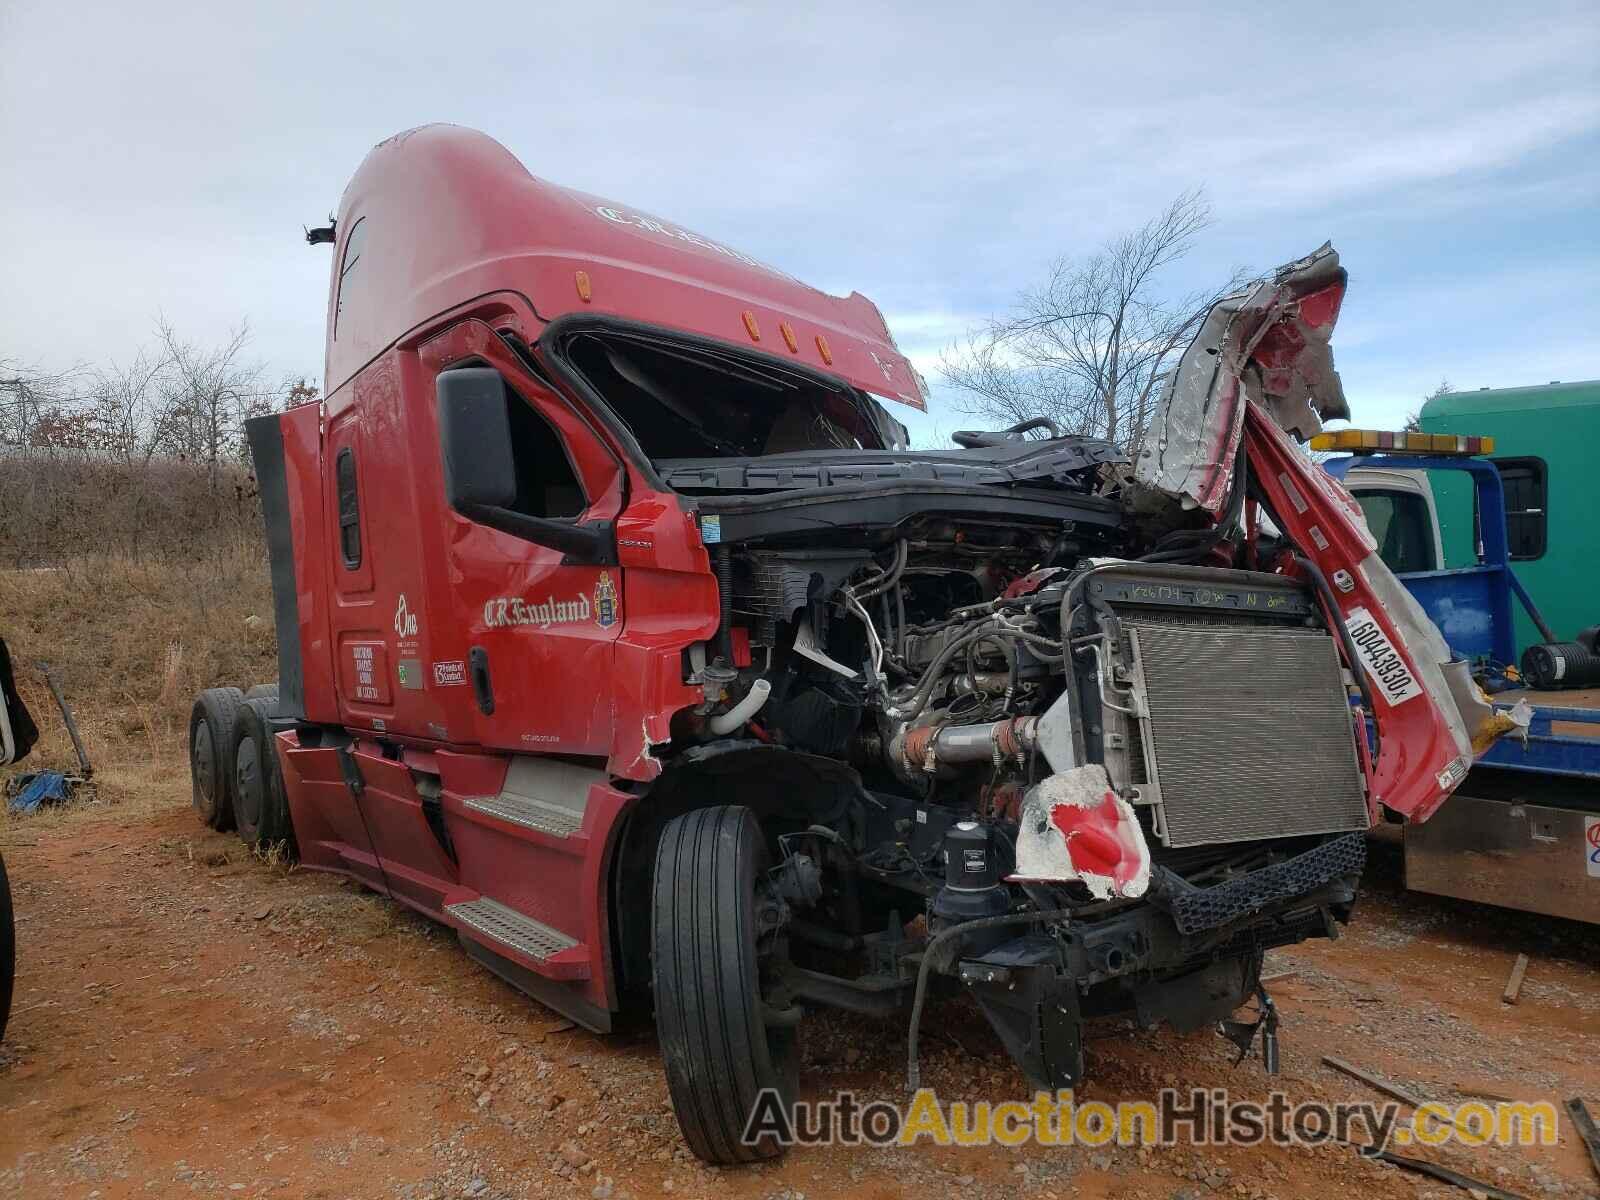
[1586,817,1600,879]
[1344,606,1422,706]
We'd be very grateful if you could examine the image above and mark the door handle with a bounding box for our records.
[469,646,495,715]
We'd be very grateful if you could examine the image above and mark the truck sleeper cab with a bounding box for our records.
[211,126,1492,1165]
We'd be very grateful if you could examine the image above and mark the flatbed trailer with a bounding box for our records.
[1330,449,1600,924]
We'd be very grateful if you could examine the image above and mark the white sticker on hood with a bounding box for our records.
[1344,606,1423,706]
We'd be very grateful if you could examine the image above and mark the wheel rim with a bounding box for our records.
[192,721,216,807]
[234,734,260,830]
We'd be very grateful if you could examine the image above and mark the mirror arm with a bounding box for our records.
[458,503,617,565]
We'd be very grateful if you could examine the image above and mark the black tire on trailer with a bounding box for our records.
[189,687,244,831]
[0,849,13,1045]
[230,699,274,850]
[651,805,798,1164]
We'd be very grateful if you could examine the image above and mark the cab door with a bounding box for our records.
[419,322,627,757]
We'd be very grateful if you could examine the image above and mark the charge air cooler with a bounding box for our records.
[1090,567,1371,849]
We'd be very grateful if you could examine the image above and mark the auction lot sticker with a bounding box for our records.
[1343,607,1423,706]
[1586,816,1599,879]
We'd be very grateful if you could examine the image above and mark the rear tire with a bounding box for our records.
[244,682,280,709]
[189,687,244,831]
[230,700,272,849]
[651,806,798,1164]
[0,849,13,1044]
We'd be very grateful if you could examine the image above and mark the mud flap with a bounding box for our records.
[961,936,1084,1092]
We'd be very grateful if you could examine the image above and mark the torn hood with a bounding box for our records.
[1137,243,1348,512]
[1137,243,1506,823]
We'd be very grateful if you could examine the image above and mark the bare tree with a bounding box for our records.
[0,357,85,448]
[150,319,274,485]
[940,190,1251,455]
[1402,379,1453,432]
[87,347,171,464]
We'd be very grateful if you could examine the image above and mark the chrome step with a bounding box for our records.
[463,791,583,838]
[446,897,578,961]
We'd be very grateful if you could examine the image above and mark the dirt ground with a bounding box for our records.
[1,774,1597,1200]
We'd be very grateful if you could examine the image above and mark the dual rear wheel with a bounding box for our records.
[230,697,295,856]
[188,685,294,857]
[189,687,244,831]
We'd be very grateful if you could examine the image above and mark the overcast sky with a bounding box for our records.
[3,1,1595,444]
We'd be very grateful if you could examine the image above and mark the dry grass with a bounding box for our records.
[1,543,275,830]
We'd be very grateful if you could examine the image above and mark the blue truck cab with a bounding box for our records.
[1327,441,1600,924]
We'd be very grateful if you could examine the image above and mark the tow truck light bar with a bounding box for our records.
[1310,428,1495,455]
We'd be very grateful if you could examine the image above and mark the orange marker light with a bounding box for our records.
[815,334,833,365]
[574,270,592,303]
[742,310,761,342]
[780,321,799,354]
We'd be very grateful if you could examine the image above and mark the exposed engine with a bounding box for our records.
[681,449,1371,882]
[654,435,1378,1088]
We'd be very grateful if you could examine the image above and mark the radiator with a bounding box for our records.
[1124,618,1370,848]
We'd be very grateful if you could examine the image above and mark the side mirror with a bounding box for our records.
[436,368,614,563]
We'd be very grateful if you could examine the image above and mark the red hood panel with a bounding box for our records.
[1139,243,1487,823]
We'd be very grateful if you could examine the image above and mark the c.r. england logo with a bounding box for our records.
[484,573,622,631]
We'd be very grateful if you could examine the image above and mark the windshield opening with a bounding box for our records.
[561,330,899,460]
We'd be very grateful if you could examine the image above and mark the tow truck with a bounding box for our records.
[1324,430,1600,923]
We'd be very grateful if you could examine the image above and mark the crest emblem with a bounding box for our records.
[594,572,620,628]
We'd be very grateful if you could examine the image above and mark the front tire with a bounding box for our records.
[651,806,797,1164]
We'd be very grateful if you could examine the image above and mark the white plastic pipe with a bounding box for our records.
[707,678,772,735]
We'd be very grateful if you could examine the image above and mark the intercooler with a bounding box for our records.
[1118,617,1370,848]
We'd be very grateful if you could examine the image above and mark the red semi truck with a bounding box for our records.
[189,125,1504,1163]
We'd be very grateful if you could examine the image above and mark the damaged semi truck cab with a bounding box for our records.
[234,126,1491,1164]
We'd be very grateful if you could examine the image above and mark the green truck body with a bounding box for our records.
[1420,379,1600,656]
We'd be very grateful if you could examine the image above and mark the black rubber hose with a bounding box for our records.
[1293,553,1381,763]
[906,907,1074,1091]
[1139,445,1249,564]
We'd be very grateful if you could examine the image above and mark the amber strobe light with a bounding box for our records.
[1309,429,1495,455]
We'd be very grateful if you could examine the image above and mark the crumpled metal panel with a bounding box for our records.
[656,436,1128,493]
[1136,243,1349,512]
[1013,764,1152,899]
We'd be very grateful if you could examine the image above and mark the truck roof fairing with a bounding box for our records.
[324,125,927,412]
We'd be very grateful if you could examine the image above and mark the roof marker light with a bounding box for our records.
[741,310,761,342]
[815,334,833,365]
[780,321,799,354]
[574,270,592,303]
[1309,428,1494,456]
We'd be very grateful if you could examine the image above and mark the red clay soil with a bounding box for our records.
[1,793,1597,1200]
